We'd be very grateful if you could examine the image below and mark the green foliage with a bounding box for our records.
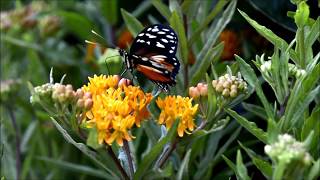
[224,1,320,179]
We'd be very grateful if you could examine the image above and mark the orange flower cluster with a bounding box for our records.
[83,75,152,146]
[156,96,198,137]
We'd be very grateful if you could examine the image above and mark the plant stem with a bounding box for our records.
[194,120,207,132]
[106,146,130,180]
[7,106,21,180]
[184,64,189,90]
[298,28,305,68]
[123,140,135,179]
[157,138,178,168]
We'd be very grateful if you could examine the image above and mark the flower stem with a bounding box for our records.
[106,146,130,180]
[6,105,21,180]
[157,138,178,168]
[123,140,135,179]
[184,64,189,89]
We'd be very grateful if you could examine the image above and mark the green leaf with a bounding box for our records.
[169,11,188,64]
[225,108,268,144]
[190,42,224,85]
[195,126,241,179]
[242,103,268,121]
[121,9,144,37]
[222,155,240,179]
[27,50,47,84]
[50,118,119,178]
[86,127,103,149]
[101,0,118,25]
[143,163,173,179]
[236,150,250,180]
[302,107,320,157]
[2,35,42,52]
[20,121,38,153]
[239,142,272,178]
[294,1,310,28]
[133,120,179,180]
[284,64,320,130]
[177,149,191,180]
[58,11,94,40]
[238,10,299,63]
[305,17,320,51]
[38,157,111,179]
[98,48,123,75]
[290,86,320,129]
[196,0,237,62]
[152,0,171,20]
[180,117,229,145]
[235,55,274,121]
[188,0,229,45]
[206,73,218,119]
[308,159,320,180]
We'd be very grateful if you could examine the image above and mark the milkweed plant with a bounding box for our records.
[27,0,319,179]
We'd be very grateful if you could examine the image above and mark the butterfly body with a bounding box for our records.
[119,24,180,91]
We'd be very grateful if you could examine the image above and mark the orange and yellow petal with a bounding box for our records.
[156,95,198,137]
[82,76,152,146]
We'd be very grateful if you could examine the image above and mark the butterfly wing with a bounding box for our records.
[129,24,180,90]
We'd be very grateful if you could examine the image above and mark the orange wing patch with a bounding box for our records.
[136,65,172,82]
[150,55,174,71]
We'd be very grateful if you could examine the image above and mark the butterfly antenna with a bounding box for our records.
[85,40,99,45]
[91,30,106,41]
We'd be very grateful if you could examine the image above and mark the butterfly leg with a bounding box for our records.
[120,68,127,76]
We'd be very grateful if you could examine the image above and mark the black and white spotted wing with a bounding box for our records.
[130,24,178,56]
[119,24,180,91]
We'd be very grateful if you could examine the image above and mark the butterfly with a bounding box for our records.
[119,24,180,92]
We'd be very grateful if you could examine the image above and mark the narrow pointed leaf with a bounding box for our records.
[121,9,144,37]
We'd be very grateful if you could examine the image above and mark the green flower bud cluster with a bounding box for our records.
[31,83,93,111]
[288,63,306,78]
[265,134,312,166]
[0,79,21,103]
[212,73,247,98]
[30,83,54,104]
[260,61,306,78]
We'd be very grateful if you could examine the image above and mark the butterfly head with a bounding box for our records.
[118,48,133,71]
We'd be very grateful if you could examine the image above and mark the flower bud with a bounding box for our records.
[52,91,59,100]
[222,81,231,88]
[222,89,230,97]
[54,84,65,94]
[75,89,84,99]
[84,99,93,110]
[66,89,75,100]
[118,78,132,87]
[197,83,208,96]
[65,84,73,91]
[215,82,224,92]
[189,87,200,99]
[230,84,237,91]
[76,99,85,109]
[84,92,92,99]
[230,89,237,97]
[57,94,67,103]
[212,80,218,88]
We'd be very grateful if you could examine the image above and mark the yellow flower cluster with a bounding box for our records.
[156,96,198,137]
[82,75,152,146]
